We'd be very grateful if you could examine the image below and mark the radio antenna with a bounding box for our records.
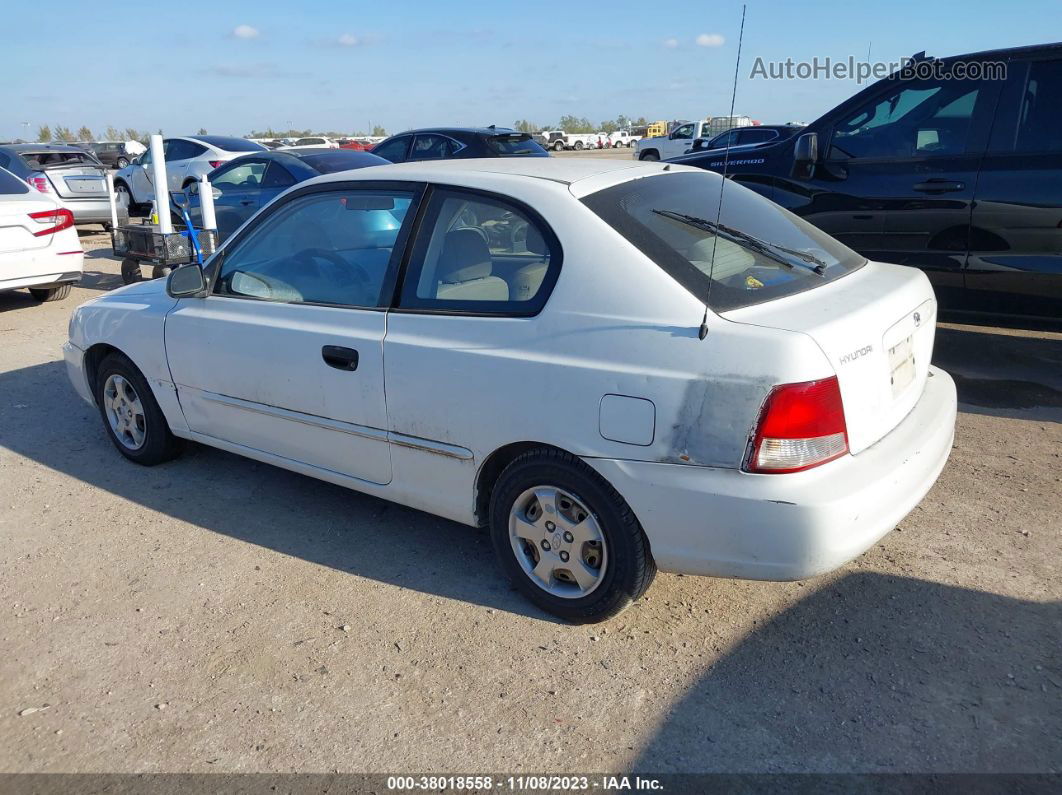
[699,3,747,340]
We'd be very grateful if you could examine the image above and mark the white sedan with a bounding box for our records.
[0,166,83,303]
[63,158,956,622]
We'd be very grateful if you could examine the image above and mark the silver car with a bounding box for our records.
[0,144,126,230]
[112,135,266,212]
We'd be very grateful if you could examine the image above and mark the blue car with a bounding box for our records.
[182,149,387,242]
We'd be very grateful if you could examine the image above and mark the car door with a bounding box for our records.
[664,123,696,158]
[165,182,424,485]
[965,55,1062,320]
[164,140,206,190]
[384,187,562,487]
[785,73,999,297]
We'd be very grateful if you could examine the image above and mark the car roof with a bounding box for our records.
[391,127,523,137]
[308,156,682,190]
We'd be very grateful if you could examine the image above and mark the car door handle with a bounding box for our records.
[912,179,965,193]
[239,200,255,206]
[321,345,359,371]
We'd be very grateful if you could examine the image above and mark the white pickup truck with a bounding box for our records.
[634,120,709,160]
[608,130,640,148]
[540,131,599,152]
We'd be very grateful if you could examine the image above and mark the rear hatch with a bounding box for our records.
[22,151,108,200]
[724,262,937,454]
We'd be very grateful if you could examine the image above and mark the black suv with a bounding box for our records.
[672,43,1062,323]
[371,127,548,163]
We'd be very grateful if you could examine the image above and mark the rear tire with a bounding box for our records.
[116,157,129,169]
[29,284,72,302]
[489,448,655,623]
[94,352,182,466]
[574,141,584,151]
[120,258,142,284]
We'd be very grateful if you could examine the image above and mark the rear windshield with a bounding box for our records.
[299,151,387,173]
[19,151,102,169]
[0,166,29,194]
[193,136,265,152]
[582,171,865,312]
[486,133,547,156]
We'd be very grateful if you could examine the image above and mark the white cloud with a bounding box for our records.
[337,33,360,47]
[663,38,679,49]
[695,33,725,47]
[232,25,260,39]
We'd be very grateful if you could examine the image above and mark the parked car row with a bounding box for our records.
[539,130,642,151]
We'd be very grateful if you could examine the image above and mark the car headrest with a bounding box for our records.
[525,224,547,256]
[439,229,492,283]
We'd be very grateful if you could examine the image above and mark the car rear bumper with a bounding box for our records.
[63,197,127,225]
[0,266,83,293]
[585,366,957,581]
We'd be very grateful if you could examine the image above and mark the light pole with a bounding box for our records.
[21,121,30,142]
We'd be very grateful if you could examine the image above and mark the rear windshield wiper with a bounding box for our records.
[652,209,828,276]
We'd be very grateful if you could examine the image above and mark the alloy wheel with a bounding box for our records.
[103,374,147,450]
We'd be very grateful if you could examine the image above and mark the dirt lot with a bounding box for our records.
[0,225,1059,775]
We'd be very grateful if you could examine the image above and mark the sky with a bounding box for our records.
[3,0,1060,139]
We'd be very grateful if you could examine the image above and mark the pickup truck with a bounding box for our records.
[541,131,600,151]
[608,130,640,148]
[634,120,707,160]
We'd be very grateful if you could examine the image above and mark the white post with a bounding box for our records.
[105,172,119,230]
[149,134,172,234]
[198,173,217,231]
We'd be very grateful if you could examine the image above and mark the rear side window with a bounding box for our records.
[399,188,560,314]
[0,166,29,195]
[485,134,546,156]
[1015,59,1062,152]
[212,160,266,187]
[582,172,865,312]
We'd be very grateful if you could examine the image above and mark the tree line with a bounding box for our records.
[35,125,184,144]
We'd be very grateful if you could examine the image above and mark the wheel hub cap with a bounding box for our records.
[103,374,147,451]
[508,486,607,599]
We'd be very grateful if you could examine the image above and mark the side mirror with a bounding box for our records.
[792,132,819,178]
[690,138,706,152]
[167,264,206,298]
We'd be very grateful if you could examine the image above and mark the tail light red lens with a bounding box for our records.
[28,208,75,237]
[208,160,223,169]
[27,175,52,193]
[746,376,849,473]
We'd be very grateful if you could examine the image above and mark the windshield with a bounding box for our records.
[486,133,547,156]
[581,171,865,312]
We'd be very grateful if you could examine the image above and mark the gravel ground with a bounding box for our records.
[0,226,1059,775]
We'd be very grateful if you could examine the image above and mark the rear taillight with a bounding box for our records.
[28,208,75,237]
[27,175,52,193]
[208,160,223,169]
[746,376,848,474]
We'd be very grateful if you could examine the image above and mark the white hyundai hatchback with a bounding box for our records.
[64,159,956,622]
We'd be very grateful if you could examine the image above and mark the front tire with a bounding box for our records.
[489,449,655,622]
[29,284,72,302]
[94,353,182,466]
[114,181,136,215]
[116,157,129,169]
[552,141,564,152]
[639,150,660,161]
